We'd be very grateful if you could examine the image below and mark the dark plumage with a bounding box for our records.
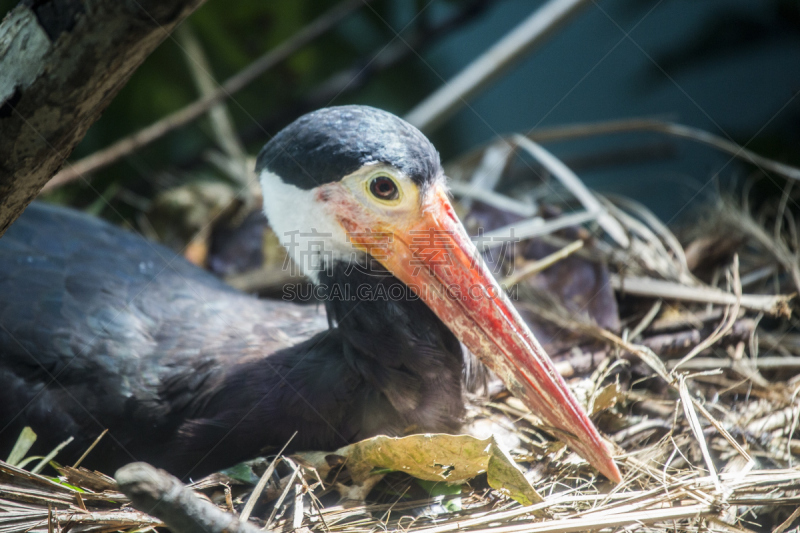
[0,105,622,485]
[0,203,463,479]
[256,106,442,189]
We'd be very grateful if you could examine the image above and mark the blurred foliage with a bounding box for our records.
[3,0,484,224]
[2,0,798,230]
[645,0,800,81]
[615,0,800,216]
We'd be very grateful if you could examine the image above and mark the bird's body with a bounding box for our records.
[0,106,621,483]
[0,202,462,477]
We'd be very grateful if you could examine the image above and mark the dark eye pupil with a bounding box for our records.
[370,176,398,200]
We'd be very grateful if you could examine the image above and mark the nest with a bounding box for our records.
[2,133,799,533]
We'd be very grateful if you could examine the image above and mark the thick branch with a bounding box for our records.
[116,462,263,533]
[0,0,207,236]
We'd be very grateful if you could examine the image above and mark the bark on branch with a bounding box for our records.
[0,0,207,237]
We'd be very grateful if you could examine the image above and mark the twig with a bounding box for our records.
[448,180,536,217]
[774,180,795,242]
[673,255,743,370]
[177,25,245,164]
[405,0,593,132]
[746,405,800,435]
[690,397,753,467]
[629,300,662,341]
[678,377,721,494]
[773,504,800,533]
[604,194,691,279]
[176,24,249,188]
[239,432,296,522]
[72,429,108,469]
[42,0,367,192]
[429,503,714,533]
[239,0,493,146]
[292,482,304,529]
[642,318,754,357]
[513,135,630,248]
[609,274,791,316]
[562,140,676,173]
[405,492,640,533]
[517,299,671,381]
[54,509,160,528]
[466,140,515,202]
[116,462,263,533]
[604,203,680,278]
[526,118,800,184]
[740,264,778,288]
[718,206,800,296]
[666,356,800,371]
[476,210,597,251]
[502,239,583,286]
[265,461,301,529]
[650,307,724,332]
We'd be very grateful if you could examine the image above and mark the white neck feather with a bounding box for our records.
[259,169,354,282]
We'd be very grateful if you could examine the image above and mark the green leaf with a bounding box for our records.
[222,461,261,485]
[415,478,462,497]
[16,455,44,470]
[415,479,464,512]
[7,427,37,466]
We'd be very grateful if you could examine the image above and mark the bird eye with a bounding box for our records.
[369,175,399,201]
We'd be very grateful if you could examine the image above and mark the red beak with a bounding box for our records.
[349,185,621,483]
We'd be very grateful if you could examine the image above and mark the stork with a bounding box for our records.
[0,106,620,483]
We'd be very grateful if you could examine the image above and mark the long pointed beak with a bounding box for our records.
[359,185,621,483]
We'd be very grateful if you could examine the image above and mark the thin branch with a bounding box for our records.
[502,238,583,286]
[237,0,494,146]
[176,25,246,170]
[72,429,108,469]
[629,300,662,341]
[605,194,691,279]
[448,180,536,217]
[239,432,295,522]
[476,210,597,251]
[513,135,631,248]
[526,118,800,183]
[718,205,800,297]
[678,377,721,494]
[434,504,714,533]
[609,274,791,316]
[673,255,742,370]
[667,356,800,371]
[265,461,301,529]
[405,0,593,132]
[42,0,367,192]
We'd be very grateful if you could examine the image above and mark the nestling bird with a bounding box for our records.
[0,106,620,482]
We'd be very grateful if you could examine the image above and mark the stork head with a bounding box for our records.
[257,105,621,483]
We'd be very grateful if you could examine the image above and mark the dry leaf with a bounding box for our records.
[591,382,621,416]
[296,433,542,506]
